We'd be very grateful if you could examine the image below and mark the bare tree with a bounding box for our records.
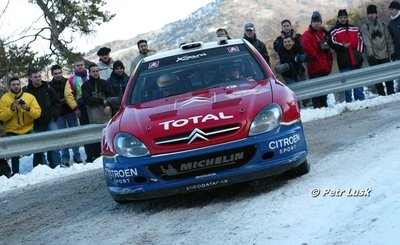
[6,0,114,63]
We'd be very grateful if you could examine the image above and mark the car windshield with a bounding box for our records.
[129,44,267,104]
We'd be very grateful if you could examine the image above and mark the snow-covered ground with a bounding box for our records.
[1,92,400,193]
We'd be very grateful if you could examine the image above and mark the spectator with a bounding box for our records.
[0,77,41,175]
[277,34,308,84]
[106,60,129,115]
[49,65,83,166]
[82,64,116,162]
[388,1,400,61]
[65,58,91,163]
[301,11,333,108]
[361,4,395,96]
[130,40,155,74]
[329,9,365,103]
[273,19,302,53]
[97,47,114,80]
[216,28,232,39]
[24,68,61,169]
[243,23,271,65]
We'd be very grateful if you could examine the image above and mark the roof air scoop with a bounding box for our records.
[217,37,228,45]
[180,42,203,50]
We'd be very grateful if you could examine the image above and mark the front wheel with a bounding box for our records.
[285,160,310,178]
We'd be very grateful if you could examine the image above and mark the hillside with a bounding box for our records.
[85,0,363,67]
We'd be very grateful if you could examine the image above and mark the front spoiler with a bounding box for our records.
[109,156,307,201]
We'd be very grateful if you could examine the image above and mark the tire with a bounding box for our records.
[285,159,310,178]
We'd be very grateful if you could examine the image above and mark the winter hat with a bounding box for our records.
[337,9,348,17]
[389,1,400,10]
[367,4,378,14]
[113,60,125,70]
[311,11,322,22]
[97,47,111,56]
[244,23,255,30]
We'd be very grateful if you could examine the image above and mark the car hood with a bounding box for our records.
[119,81,273,155]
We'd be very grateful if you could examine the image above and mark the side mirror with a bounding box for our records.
[275,63,291,74]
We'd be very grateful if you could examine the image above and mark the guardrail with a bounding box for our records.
[1,61,400,159]
[0,124,105,159]
[288,60,400,100]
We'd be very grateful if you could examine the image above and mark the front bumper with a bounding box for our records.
[103,122,308,200]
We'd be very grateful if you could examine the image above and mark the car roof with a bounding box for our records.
[142,39,246,62]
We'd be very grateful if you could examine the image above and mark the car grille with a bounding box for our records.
[155,125,240,145]
[148,145,257,179]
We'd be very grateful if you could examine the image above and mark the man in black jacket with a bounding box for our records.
[82,64,116,162]
[273,19,302,53]
[25,68,61,168]
[243,23,270,65]
[50,65,82,166]
[389,2,400,62]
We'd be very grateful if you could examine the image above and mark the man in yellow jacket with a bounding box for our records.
[0,77,41,175]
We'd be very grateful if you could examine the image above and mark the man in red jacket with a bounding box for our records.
[329,9,365,102]
[301,11,333,108]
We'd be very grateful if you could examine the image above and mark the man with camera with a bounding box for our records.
[361,4,395,96]
[329,9,365,103]
[0,77,41,175]
[301,11,333,108]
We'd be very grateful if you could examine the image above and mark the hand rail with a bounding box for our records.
[0,124,105,158]
[288,61,400,100]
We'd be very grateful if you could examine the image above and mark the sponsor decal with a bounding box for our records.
[105,168,138,184]
[227,46,240,53]
[148,61,159,69]
[225,88,268,99]
[268,133,301,154]
[160,151,245,176]
[176,53,207,62]
[186,179,229,191]
[159,112,233,130]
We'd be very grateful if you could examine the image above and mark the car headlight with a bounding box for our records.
[114,132,150,158]
[249,103,282,136]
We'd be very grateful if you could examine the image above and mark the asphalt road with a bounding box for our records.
[1,101,399,244]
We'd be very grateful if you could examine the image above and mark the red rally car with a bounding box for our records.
[102,38,309,203]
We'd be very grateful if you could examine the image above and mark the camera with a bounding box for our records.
[275,63,291,74]
[18,99,25,105]
[371,30,382,39]
[319,40,330,50]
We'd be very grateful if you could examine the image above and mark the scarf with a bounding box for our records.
[69,70,88,100]
[391,11,400,20]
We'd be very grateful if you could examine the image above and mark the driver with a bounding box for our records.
[229,64,241,79]
[156,73,180,97]
[226,63,246,81]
